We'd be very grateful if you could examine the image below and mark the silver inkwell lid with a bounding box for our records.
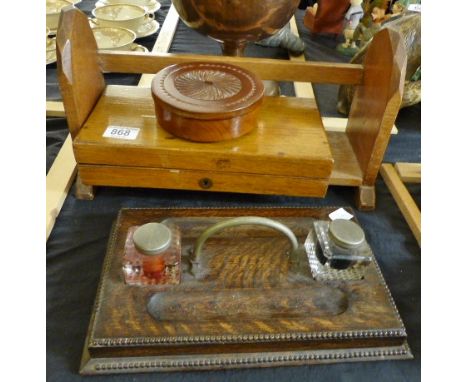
[132,223,172,256]
[325,219,370,265]
[329,219,365,249]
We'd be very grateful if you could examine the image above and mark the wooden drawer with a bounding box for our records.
[78,164,330,197]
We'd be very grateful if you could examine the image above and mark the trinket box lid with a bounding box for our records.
[151,62,264,120]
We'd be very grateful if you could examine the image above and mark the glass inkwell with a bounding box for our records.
[313,219,372,270]
[122,221,181,286]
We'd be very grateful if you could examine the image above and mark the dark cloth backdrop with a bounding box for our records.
[46,1,421,381]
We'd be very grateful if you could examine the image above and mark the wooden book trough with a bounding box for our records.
[56,8,406,210]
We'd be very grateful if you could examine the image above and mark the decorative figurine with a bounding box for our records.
[390,0,406,18]
[303,2,319,31]
[337,11,421,115]
[303,0,351,35]
[255,25,306,95]
[350,1,388,50]
[337,0,364,56]
[256,24,305,56]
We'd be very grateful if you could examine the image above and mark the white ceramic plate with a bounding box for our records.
[92,4,146,21]
[46,0,73,14]
[98,43,148,53]
[92,27,136,50]
[46,0,74,32]
[95,0,161,14]
[127,43,149,52]
[134,19,160,38]
[89,18,160,39]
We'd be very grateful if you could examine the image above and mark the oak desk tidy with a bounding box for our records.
[56,7,407,210]
[80,207,411,375]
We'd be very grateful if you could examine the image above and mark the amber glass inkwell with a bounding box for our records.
[122,222,181,286]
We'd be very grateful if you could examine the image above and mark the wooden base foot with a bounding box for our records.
[75,174,95,200]
[356,185,375,211]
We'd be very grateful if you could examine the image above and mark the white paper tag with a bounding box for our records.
[103,126,140,140]
[408,4,421,12]
[329,208,354,221]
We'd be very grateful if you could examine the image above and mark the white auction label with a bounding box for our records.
[408,4,421,12]
[103,126,140,140]
[329,208,354,221]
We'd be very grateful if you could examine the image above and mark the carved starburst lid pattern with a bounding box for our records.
[174,70,242,101]
[151,62,264,118]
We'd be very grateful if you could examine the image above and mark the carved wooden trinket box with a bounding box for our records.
[151,62,265,142]
[80,207,412,375]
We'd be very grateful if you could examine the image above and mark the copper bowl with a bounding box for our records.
[172,0,300,55]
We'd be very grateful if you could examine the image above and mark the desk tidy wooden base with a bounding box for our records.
[57,8,407,210]
[80,207,411,375]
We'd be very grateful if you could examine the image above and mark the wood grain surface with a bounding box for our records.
[395,162,421,184]
[346,29,407,186]
[326,132,363,186]
[147,286,348,321]
[55,8,409,209]
[74,86,333,179]
[150,61,265,142]
[46,135,77,239]
[56,6,105,138]
[78,164,329,197]
[97,51,364,85]
[46,101,66,117]
[380,164,421,246]
[84,207,407,363]
[171,0,300,54]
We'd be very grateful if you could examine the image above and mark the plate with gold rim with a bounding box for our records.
[128,43,149,52]
[98,43,149,53]
[89,18,160,39]
[93,26,137,50]
[95,0,161,14]
[134,19,159,38]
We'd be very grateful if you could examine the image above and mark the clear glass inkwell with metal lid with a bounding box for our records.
[313,219,372,270]
[122,221,181,286]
